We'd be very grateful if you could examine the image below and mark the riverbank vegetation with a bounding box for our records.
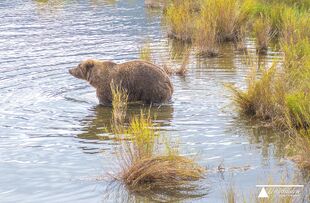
[163,0,310,169]
[163,0,310,55]
[109,85,206,201]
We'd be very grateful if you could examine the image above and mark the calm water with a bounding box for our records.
[0,0,308,202]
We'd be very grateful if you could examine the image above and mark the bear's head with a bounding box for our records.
[69,59,95,81]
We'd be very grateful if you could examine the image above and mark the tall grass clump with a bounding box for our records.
[113,113,206,201]
[253,16,272,54]
[164,0,197,42]
[282,39,310,130]
[281,7,310,43]
[212,0,244,42]
[139,41,152,62]
[175,49,190,76]
[228,64,285,124]
[194,0,219,57]
[164,0,252,56]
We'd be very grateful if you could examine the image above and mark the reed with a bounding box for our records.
[253,16,272,54]
[139,42,152,62]
[164,0,197,42]
[212,0,242,42]
[281,7,310,43]
[175,49,190,76]
[194,0,219,57]
[110,82,128,132]
[224,185,237,203]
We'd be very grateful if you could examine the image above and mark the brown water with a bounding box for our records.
[0,0,308,202]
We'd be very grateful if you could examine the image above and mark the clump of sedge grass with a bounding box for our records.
[194,0,219,57]
[164,0,197,42]
[253,16,272,54]
[212,0,242,42]
[113,113,206,201]
[175,49,190,76]
[228,64,284,123]
[282,38,310,129]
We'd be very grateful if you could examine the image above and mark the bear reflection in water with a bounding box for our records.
[76,104,174,141]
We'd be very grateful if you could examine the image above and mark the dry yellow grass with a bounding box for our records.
[139,41,152,62]
[194,0,219,57]
[164,0,197,42]
[113,113,206,201]
[253,16,272,54]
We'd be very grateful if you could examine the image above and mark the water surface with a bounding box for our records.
[0,0,308,202]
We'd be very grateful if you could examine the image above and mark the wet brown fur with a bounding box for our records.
[69,59,173,105]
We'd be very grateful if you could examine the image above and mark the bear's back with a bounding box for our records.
[111,60,173,103]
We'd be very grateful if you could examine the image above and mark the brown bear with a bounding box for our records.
[69,59,173,105]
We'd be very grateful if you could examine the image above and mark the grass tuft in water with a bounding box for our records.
[164,0,197,42]
[175,49,190,76]
[139,41,152,62]
[112,112,206,201]
[253,16,272,54]
[194,0,219,57]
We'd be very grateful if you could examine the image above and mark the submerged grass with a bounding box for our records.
[109,83,206,201]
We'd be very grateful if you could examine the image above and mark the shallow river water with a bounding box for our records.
[0,0,309,202]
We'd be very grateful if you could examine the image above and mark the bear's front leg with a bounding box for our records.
[96,89,112,106]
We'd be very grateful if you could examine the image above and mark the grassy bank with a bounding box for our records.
[163,0,310,55]
[163,0,310,169]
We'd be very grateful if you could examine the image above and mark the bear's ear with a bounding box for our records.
[85,59,94,71]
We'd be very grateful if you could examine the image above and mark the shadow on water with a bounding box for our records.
[76,104,174,141]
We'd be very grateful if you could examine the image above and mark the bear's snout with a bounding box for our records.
[69,68,82,79]
[68,69,73,75]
